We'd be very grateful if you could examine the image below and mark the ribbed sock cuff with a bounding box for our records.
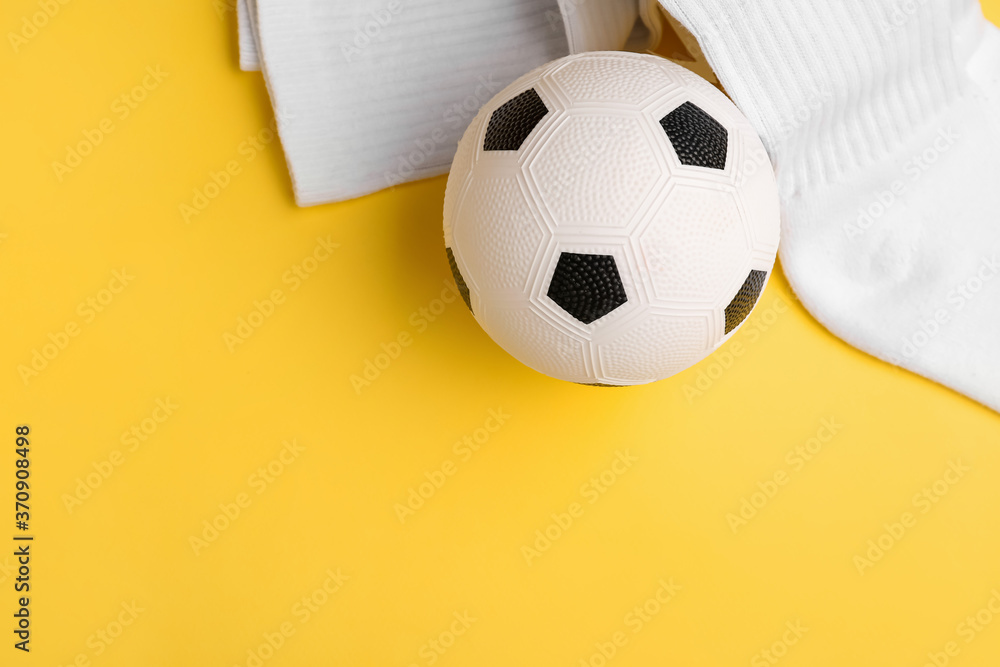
[657,0,972,191]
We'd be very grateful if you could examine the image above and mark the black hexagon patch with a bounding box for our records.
[484,88,549,152]
[445,247,473,313]
[547,252,627,324]
[660,101,729,170]
[725,270,767,334]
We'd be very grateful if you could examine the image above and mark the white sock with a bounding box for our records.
[236,0,652,206]
[654,0,1000,412]
[236,0,260,71]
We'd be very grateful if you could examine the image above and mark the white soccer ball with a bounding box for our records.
[443,51,780,386]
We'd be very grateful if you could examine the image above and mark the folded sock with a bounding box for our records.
[656,0,1000,411]
[236,0,260,71]
[237,0,652,206]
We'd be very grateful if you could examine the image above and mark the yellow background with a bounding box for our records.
[3,1,1000,665]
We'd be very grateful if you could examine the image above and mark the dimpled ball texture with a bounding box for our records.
[443,51,780,386]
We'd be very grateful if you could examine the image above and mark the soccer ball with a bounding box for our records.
[443,51,780,386]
